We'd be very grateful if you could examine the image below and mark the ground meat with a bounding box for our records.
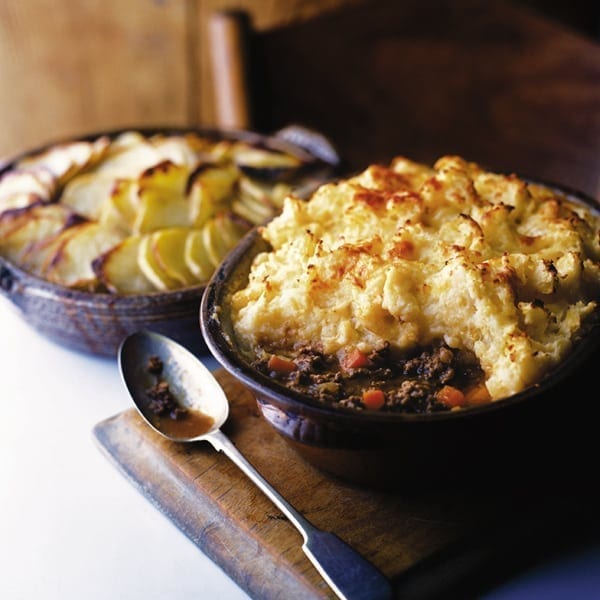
[402,345,456,385]
[146,355,187,420]
[294,346,329,372]
[253,340,486,414]
[387,380,442,413]
[147,355,164,375]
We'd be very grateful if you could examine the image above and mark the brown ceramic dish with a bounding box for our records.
[0,125,340,357]
[200,182,600,488]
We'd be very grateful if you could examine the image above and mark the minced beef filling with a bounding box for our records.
[253,341,486,414]
[146,355,188,420]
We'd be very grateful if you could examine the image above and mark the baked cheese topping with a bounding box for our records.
[231,155,600,400]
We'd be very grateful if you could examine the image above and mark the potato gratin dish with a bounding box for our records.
[0,130,309,294]
[230,155,600,413]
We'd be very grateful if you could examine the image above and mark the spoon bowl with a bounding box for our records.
[118,330,394,600]
[119,330,227,442]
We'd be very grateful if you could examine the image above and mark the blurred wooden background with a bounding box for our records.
[0,0,356,155]
[1,0,599,198]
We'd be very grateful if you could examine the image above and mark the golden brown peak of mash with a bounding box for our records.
[233,155,600,401]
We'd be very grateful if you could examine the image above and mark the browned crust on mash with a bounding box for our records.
[230,155,600,412]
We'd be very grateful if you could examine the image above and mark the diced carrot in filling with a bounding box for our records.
[436,385,467,408]
[464,383,492,405]
[267,354,297,374]
[341,348,370,370]
[259,341,488,414]
[362,388,386,410]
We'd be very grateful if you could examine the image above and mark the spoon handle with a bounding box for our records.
[209,430,393,600]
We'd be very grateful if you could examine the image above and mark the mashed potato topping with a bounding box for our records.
[230,155,600,401]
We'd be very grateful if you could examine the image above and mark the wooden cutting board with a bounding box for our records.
[93,369,599,600]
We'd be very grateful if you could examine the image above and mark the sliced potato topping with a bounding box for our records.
[92,235,155,294]
[150,227,197,286]
[0,203,78,264]
[45,222,125,289]
[138,233,181,291]
[0,130,319,293]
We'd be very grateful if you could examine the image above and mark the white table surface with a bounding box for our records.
[0,297,250,600]
[3,294,600,600]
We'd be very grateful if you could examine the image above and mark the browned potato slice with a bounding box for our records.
[0,192,43,215]
[183,214,247,281]
[89,136,112,164]
[188,179,216,228]
[133,187,191,234]
[0,167,58,215]
[18,137,110,185]
[232,192,275,225]
[0,203,78,263]
[184,229,214,282]
[45,222,125,288]
[20,226,81,277]
[108,131,147,153]
[188,164,238,227]
[149,135,205,169]
[138,233,180,290]
[150,227,198,286]
[269,182,292,210]
[39,143,92,183]
[202,217,231,268]
[206,139,237,162]
[60,172,116,220]
[0,167,56,201]
[94,136,161,179]
[217,212,251,248]
[98,179,138,233]
[201,213,248,267]
[0,202,76,238]
[189,163,238,202]
[233,145,302,180]
[138,160,189,194]
[239,176,291,211]
[130,161,192,233]
[93,235,157,294]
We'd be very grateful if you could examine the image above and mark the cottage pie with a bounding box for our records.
[230,155,600,413]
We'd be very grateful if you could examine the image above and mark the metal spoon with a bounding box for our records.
[118,330,394,600]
